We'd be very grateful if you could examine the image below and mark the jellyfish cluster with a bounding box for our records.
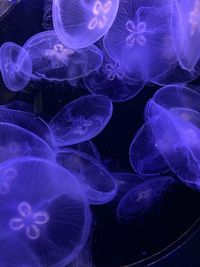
[1,0,200,266]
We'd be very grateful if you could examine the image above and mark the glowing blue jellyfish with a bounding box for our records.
[103,0,174,82]
[52,0,119,49]
[0,122,55,162]
[0,42,32,91]
[57,148,117,205]
[129,122,169,176]
[50,95,113,146]
[117,176,174,221]
[23,30,103,81]
[84,51,144,102]
[172,0,200,71]
[0,157,91,266]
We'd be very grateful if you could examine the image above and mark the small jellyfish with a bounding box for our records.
[23,30,103,81]
[103,0,174,82]
[50,94,113,146]
[0,42,32,91]
[57,148,117,205]
[117,176,174,221]
[0,157,91,266]
[43,0,53,30]
[52,0,119,49]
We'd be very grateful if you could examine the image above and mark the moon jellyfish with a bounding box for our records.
[103,0,174,82]
[172,0,200,71]
[50,95,113,146]
[0,157,91,266]
[84,51,144,102]
[117,176,174,221]
[52,0,120,49]
[130,122,169,176]
[0,42,32,91]
[0,122,55,162]
[23,30,103,81]
[57,148,117,205]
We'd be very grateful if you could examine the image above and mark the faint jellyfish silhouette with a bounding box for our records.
[43,0,53,30]
[117,176,174,221]
[50,94,113,146]
[103,0,174,82]
[23,30,103,81]
[0,42,32,91]
[57,148,117,205]
[0,157,91,266]
[52,0,119,49]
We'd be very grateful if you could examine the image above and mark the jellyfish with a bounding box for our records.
[129,122,169,176]
[50,94,113,146]
[0,106,53,147]
[23,30,103,81]
[0,157,91,266]
[0,122,55,162]
[0,42,32,91]
[172,0,200,71]
[52,0,119,49]
[84,50,144,102]
[43,0,53,30]
[103,0,174,82]
[57,148,117,205]
[117,176,174,221]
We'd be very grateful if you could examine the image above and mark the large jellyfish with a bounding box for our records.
[0,157,91,266]
[23,30,103,81]
[50,94,113,146]
[117,176,174,221]
[172,0,200,71]
[103,0,174,82]
[0,42,32,91]
[52,0,120,49]
[57,148,117,205]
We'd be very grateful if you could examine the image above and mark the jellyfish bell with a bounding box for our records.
[117,176,174,221]
[50,94,113,146]
[52,0,120,49]
[0,157,91,267]
[57,148,117,205]
[0,42,32,92]
[23,30,103,82]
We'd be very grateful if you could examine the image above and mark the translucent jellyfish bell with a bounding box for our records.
[0,157,91,266]
[23,30,103,81]
[103,0,174,82]
[57,148,117,205]
[0,42,32,91]
[50,95,113,146]
[52,0,120,49]
[117,176,174,221]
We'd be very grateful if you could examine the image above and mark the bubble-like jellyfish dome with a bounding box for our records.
[117,176,174,221]
[50,94,113,146]
[0,42,32,91]
[0,157,91,266]
[23,30,103,81]
[57,148,117,205]
[103,0,174,82]
[52,0,120,49]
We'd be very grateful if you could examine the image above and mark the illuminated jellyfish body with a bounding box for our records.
[117,176,174,221]
[50,95,113,146]
[0,42,32,91]
[23,30,103,81]
[172,0,200,71]
[52,0,120,49]
[0,106,53,147]
[103,0,174,82]
[57,148,117,205]
[146,98,200,190]
[0,122,55,162]
[0,157,91,267]
[129,122,169,176]
[84,50,144,102]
